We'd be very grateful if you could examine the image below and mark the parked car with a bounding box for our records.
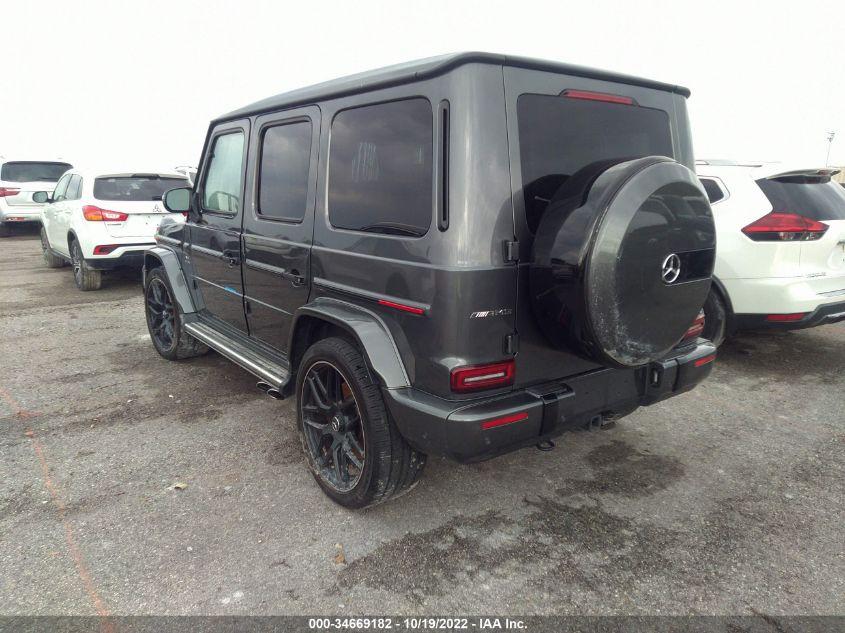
[697,160,845,345]
[36,169,189,290]
[0,158,73,236]
[144,53,717,508]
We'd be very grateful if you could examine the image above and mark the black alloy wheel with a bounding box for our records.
[145,277,176,352]
[299,360,366,493]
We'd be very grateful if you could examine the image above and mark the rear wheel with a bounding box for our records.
[144,267,208,360]
[296,337,426,509]
[41,228,65,268]
[70,239,102,291]
[702,288,728,347]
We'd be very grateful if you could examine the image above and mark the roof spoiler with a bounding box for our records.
[766,168,841,181]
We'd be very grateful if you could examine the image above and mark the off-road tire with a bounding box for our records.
[296,337,426,509]
[144,266,209,360]
[41,228,65,268]
[702,287,727,347]
[70,239,102,291]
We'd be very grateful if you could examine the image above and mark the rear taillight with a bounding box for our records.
[450,359,515,393]
[741,212,828,241]
[0,187,21,197]
[562,89,635,105]
[683,309,705,341]
[93,245,119,255]
[82,205,128,222]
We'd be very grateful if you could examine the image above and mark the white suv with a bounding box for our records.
[37,169,188,290]
[0,158,73,236]
[697,160,845,344]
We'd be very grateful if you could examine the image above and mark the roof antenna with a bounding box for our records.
[826,131,836,167]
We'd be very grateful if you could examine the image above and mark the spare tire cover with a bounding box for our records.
[530,156,715,368]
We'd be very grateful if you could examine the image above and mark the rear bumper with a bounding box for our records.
[85,247,153,270]
[383,341,716,463]
[734,300,845,331]
[0,208,41,223]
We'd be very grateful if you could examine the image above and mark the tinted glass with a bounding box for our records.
[1,161,72,182]
[202,131,245,213]
[699,178,725,204]
[66,175,83,200]
[258,121,312,222]
[329,98,432,237]
[756,177,845,221]
[53,174,71,201]
[94,176,188,201]
[518,94,673,232]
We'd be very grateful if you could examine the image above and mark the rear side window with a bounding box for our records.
[94,176,187,201]
[756,177,845,221]
[329,98,432,237]
[2,161,72,183]
[202,131,246,213]
[699,177,725,204]
[518,93,673,232]
[258,121,312,222]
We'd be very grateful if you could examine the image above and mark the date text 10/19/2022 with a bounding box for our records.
[308,618,527,630]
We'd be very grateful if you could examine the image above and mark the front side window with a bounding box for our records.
[518,93,673,232]
[202,131,245,213]
[53,174,71,201]
[329,98,432,237]
[258,120,312,222]
[94,176,187,201]
[1,161,72,183]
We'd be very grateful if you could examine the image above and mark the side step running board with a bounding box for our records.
[184,321,290,389]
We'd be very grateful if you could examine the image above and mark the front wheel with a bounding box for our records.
[41,228,65,268]
[296,337,426,509]
[70,239,102,291]
[144,267,208,360]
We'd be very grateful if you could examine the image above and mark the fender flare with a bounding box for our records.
[290,297,410,389]
[709,275,734,317]
[143,246,196,315]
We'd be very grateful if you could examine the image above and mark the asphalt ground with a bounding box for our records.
[1,227,843,617]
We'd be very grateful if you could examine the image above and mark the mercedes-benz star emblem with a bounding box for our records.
[661,253,682,284]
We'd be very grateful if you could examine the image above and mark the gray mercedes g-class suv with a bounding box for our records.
[144,53,717,508]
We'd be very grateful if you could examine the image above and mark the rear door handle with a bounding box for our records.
[281,268,305,286]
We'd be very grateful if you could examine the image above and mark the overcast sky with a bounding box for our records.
[3,0,842,169]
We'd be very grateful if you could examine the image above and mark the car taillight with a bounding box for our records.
[0,187,21,197]
[82,205,129,222]
[683,309,705,341]
[741,212,828,241]
[450,359,515,393]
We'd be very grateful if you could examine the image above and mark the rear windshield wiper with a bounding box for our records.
[358,222,425,237]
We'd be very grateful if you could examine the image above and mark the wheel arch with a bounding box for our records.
[143,246,196,315]
[709,275,736,333]
[289,298,410,394]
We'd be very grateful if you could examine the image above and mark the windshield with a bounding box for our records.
[93,176,188,201]
[518,94,673,232]
[756,177,845,221]
[1,161,72,183]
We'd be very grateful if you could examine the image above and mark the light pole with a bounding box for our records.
[826,131,836,167]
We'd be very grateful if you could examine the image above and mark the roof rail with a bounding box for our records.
[696,159,765,167]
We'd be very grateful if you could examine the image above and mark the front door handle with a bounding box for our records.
[222,249,240,267]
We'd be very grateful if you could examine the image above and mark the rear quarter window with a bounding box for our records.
[756,177,845,221]
[94,176,188,201]
[518,93,673,232]
[699,177,726,204]
[328,98,433,237]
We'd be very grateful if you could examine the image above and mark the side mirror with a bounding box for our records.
[32,191,50,203]
[162,187,192,213]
